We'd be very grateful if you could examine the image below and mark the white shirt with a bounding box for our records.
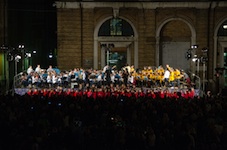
[35,67,41,74]
[27,67,34,75]
[164,70,170,79]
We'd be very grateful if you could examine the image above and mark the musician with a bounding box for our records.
[124,63,131,73]
[130,65,135,74]
[47,65,54,73]
[32,72,41,87]
[35,64,42,74]
[27,65,34,75]
[146,66,153,87]
[122,67,129,86]
[47,72,52,87]
[174,69,183,87]
[52,72,59,87]
[163,65,171,87]
[156,66,164,86]
[105,65,112,86]
[168,67,175,87]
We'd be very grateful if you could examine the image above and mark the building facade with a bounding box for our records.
[56,1,227,92]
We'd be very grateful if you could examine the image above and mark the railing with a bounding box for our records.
[188,71,203,97]
[13,72,23,89]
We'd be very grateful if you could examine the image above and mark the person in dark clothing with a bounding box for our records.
[105,65,112,86]
[122,68,129,86]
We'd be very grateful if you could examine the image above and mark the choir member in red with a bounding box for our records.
[87,89,93,98]
[93,88,97,100]
[26,88,33,96]
[151,90,156,99]
[41,88,49,97]
[159,90,165,99]
[97,88,105,99]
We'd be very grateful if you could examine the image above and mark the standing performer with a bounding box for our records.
[163,64,170,87]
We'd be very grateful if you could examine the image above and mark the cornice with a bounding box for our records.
[56,1,227,9]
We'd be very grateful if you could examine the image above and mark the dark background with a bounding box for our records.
[8,0,57,69]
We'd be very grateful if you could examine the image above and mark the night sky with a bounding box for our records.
[8,0,57,69]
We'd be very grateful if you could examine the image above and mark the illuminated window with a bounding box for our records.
[98,18,134,36]
[110,18,122,35]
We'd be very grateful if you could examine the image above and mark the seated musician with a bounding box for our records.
[147,66,153,87]
[141,66,149,86]
[156,66,164,87]
[168,67,175,87]
[174,68,183,87]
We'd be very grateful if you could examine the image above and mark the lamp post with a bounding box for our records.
[18,45,25,71]
[191,47,208,96]
[190,45,198,75]
[192,55,200,76]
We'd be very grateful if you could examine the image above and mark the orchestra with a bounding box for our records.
[20,64,188,89]
[17,64,195,98]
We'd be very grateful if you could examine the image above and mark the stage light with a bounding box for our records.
[192,55,198,62]
[49,54,53,58]
[25,52,31,58]
[18,45,24,49]
[223,25,227,29]
[7,53,14,61]
[191,45,198,49]
[187,52,191,59]
[15,55,21,62]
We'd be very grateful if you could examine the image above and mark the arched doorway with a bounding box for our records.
[156,18,196,72]
[160,20,192,71]
[94,17,138,70]
[215,20,227,88]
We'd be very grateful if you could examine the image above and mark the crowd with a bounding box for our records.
[1,65,226,150]
[0,88,226,150]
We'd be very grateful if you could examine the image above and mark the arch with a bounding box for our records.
[213,17,227,75]
[94,16,138,69]
[155,17,196,66]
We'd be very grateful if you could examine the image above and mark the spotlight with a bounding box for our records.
[18,45,24,49]
[192,55,198,62]
[191,45,198,49]
[15,55,21,62]
[49,54,53,58]
[185,51,192,60]
[192,58,198,62]
[7,53,14,61]
[25,52,31,58]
